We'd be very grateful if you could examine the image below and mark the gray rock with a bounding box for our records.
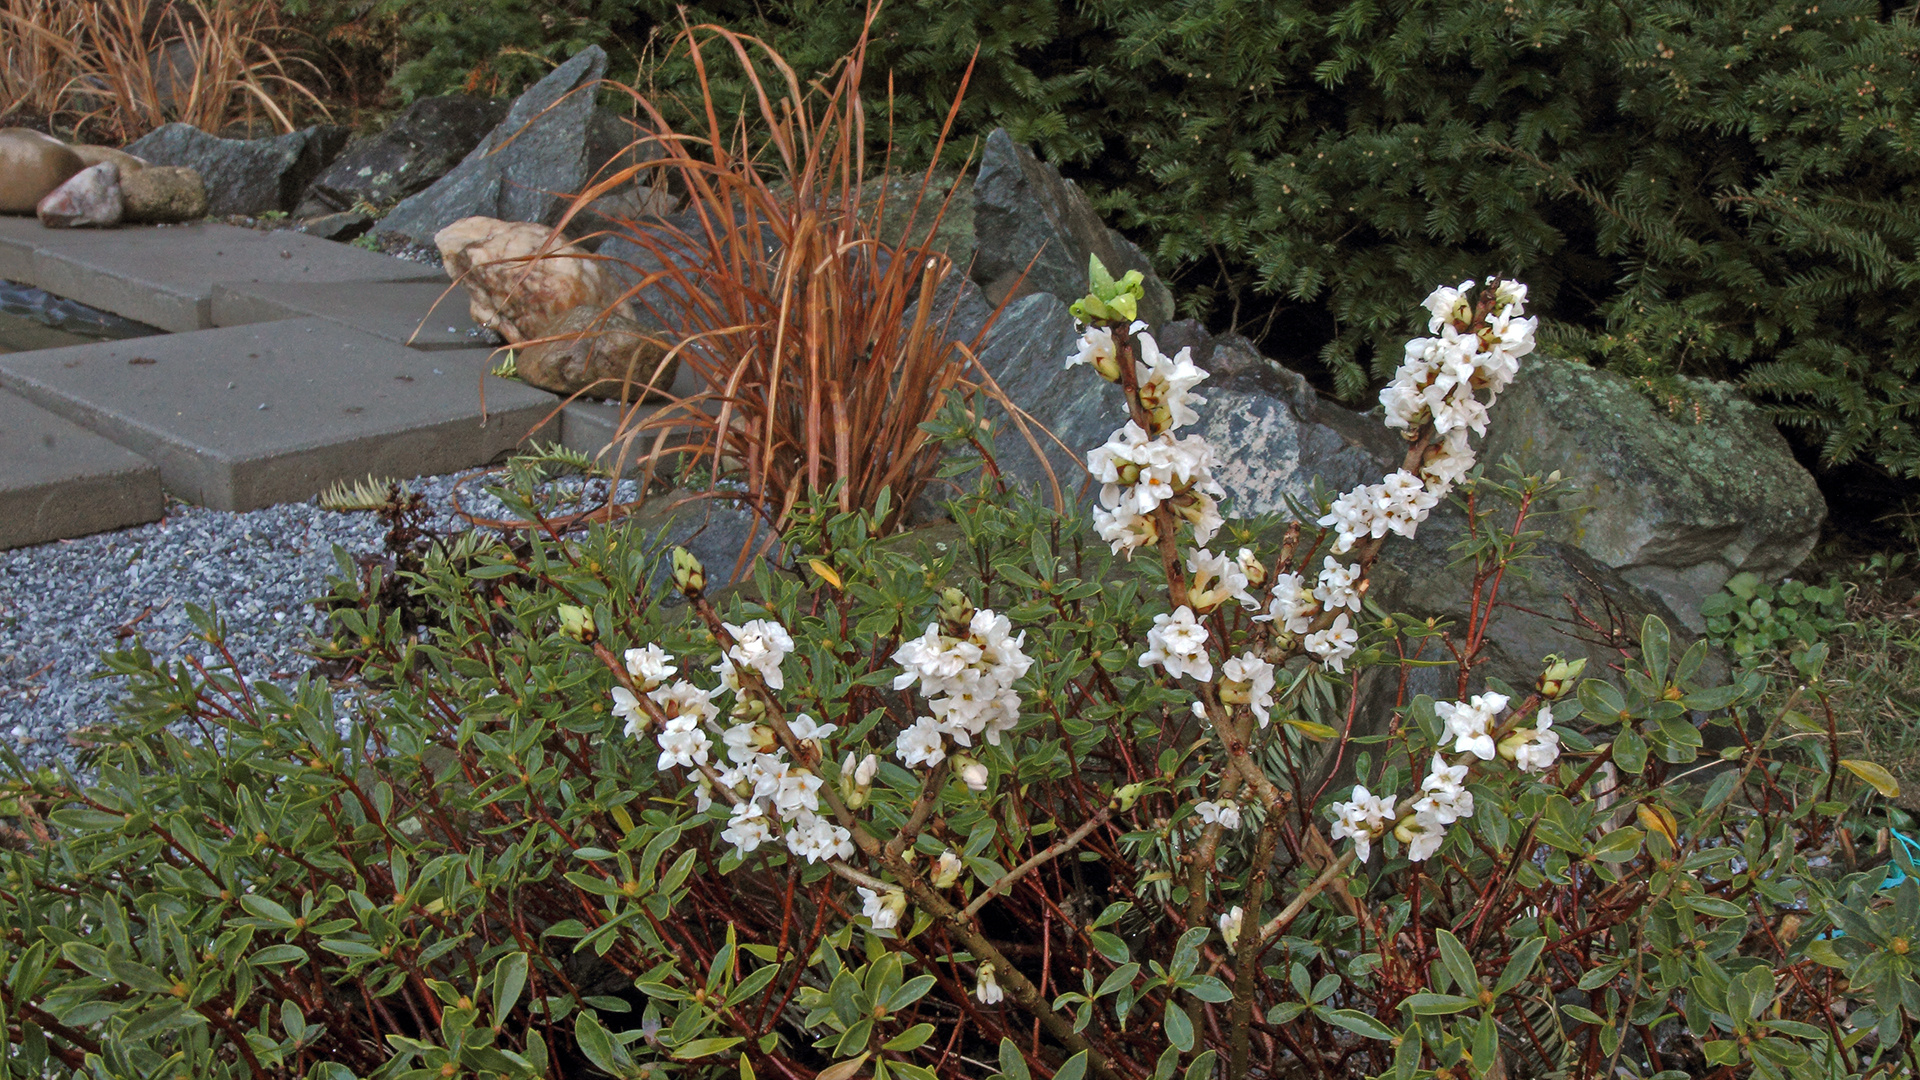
[123,123,349,216]
[36,162,122,228]
[294,95,510,218]
[1479,355,1827,631]
[374,47,608,246]
[299,210,373,242]
[971,128,1174,326]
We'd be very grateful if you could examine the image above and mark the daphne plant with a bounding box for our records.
[0,267,1906,1080]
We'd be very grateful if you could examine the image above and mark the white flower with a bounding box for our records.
[656,714,713,771]
[1195,800,1242,830]
[1329,785,1396,862]
[1508,704,1562,774]
[933,850,965,888]
[891,624,982,691]
[724,619,794,690]
[623,644,677,690]
[1094,504,1158,557]
[1314,557,1364,613]
[785,810,855,864]
[975,963,1005,1005]
[892,608,1030,748]
[1066,325,1117,370]
[721,802,773,854]
[1187,547,1257,613]
[1218,905,1245,952]
[650,679,719,726]
[1397,812,1448,862]
[1141,606,1213,681]
[611,686,649,736]
[895,716,947,768]
[1258,572,1317,634]
[1412,754,1475,824]
[723,722,771,763]
[770,768,824,817]
[859,887,907,930]
[1134,331,1209,431]
[1422,280,1474,332]
[787,712,838,745]
[1437,693,1508,760]
[1174,489,1225,548]
[1421,428,1477,492]
[1303,613,1357,674]
[960,760,990,791]
[1221,652,1277,726]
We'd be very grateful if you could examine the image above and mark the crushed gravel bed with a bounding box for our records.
[0,472,643,774]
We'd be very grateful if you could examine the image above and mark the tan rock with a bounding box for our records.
[0,128,84,214]
[37,162,123,228]
[514,306,677,400]
[434,216,630,343]
[121,165,208,223]
[70,145,148,173]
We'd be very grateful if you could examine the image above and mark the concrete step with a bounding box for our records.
[0,218,440,332]
[211,279,494,350]
[0,387,162,550]
[0,318,560,511]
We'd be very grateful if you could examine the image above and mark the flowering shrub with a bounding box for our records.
[0,271,1910,1080]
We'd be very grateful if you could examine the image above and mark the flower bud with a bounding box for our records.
[1219,676,1253,706]
[1117,461,1141,485]
[1497,729,1534,762]
[841,751,879,809]
[932,850,964,889]
[557,605,596,643]
[937,587,974,634]
[1112,781,1148,813]
[854,753,879,787]
[955,756,989,792]
[732,695,768,722]
[1537,655,1587,699]
[1236,548,1266,588]
[1093,350,1124,383]
[1392,816,1420,844]
[671,547,706,594]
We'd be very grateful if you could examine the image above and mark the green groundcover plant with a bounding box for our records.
[0,272,1914,1080]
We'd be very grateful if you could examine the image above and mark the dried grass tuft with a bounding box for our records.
[564,11,1017,558]
[1,0,325,142]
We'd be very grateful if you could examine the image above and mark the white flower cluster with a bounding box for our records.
[1140,606,1211,681]
[1069,326,1227,556]
[1328,785,1395,862]
[716,707,852,864]
[609,623,859,866]
[891,608,1033,767]
[1319,278,1535,556]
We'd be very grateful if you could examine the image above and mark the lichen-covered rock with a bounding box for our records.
[0,129,83,213]
[513,305,677,399]
[123,123,348,216]
[294,95,510,218]
[375,48,607,246]
[120,165,206,223]
[972,128,1173,326]
[36,163,122,228]
[1480,355,1826,630]
[434,216,631,343]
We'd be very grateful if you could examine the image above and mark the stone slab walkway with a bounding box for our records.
[0,218,669,547]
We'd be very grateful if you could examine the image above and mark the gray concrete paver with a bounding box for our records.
[0,386,163,550]
[0,219,440,331]
[210,280,494,350]
[0,319,558,511]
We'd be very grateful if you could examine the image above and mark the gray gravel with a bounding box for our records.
[0,471,645,774]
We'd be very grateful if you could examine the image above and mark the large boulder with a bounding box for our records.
[374,47,608,247]
[1480,356,1826,631]
[434,216,631,343]
[294,94,510,218]
[123,123,348,216]
[0,129,83,213]
[972,129,1174,326]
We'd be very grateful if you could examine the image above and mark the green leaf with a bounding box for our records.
[1493,938,1547,995]
[998,1038,1031,1080]
[1163,1000,1195,1052]
[1841,759,1901,798]
[1403,993,1478,1015]
[492,952,528,1027]
[1320,1008,1398,1039]
[1589,827,1646,864]
[1054,1050,1091,1080]
[1435,930,1477,994]
[883,1024,935,1052]
[674,1037,746,1059]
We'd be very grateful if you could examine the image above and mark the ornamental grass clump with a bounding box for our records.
[0,272,1916,1080]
